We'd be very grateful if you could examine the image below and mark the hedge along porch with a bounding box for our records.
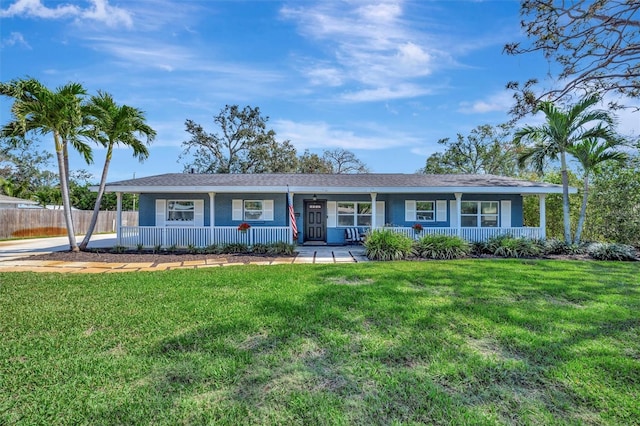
[99,173,574,248]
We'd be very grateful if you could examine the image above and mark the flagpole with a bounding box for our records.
[287,185,298,244]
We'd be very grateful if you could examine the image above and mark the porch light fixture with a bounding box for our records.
[312,194,317,201]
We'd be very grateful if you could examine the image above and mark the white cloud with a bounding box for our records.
[273,119,418,150]
[0,0,79,19]
[458,91,514,114]
[81,0,133,28]
[0,0,132,28]
[341,84,432,102]
[281,0,450,102]
[0,31,31,49]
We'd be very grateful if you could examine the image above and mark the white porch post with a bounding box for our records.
[290,192,294,244]
[538,194,546,240]
[370,192,377,230]
[116,192,122,245]
[454,192,462,237]
[209,192,215,245]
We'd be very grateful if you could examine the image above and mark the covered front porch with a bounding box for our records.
[115,224,544,248]
[111,192,546,248]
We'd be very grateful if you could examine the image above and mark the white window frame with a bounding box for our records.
[232,199,274,222]
[461,201,499,228]
[337,201,372,227]
[243,200,264,221]
[166,200,195,225]
[415,201,436,222]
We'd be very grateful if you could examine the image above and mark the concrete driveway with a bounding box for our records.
[0,234,368,266]
[0,234,117,262]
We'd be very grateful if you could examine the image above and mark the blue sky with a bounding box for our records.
[1,0,638,182]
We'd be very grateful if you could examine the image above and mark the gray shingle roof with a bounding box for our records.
[103,173,568,194]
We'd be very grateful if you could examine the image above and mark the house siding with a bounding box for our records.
[216,193,287,226]
[139,191,524,245]
[139,193,212,226]
[139,193,288,227]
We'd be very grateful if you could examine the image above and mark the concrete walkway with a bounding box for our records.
[0,236,368,273]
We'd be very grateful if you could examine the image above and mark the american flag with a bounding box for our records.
[287,188,298,240]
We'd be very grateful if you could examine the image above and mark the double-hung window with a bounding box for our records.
[232,199,274,222]
[337,202,371,226]
[167,200,195,224]
[416,201,435,221]
[461,201,498,227]
[244,200,264,221]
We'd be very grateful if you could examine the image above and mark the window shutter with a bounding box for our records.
[194,200,204,226]
[500,200,511,228]
[405,200,416,222]
[450,200,458,227]
[232,199,243,221]
[436,200,447,222]
[376,201,385,226]
[327,201,337,227]
[263,199,274,221]
[155,199,166,227]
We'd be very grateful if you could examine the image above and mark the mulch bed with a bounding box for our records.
[27,250,295,265]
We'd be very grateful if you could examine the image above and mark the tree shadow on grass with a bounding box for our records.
[102,261,639,425]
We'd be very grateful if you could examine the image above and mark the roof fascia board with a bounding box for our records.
[101,185,573,194]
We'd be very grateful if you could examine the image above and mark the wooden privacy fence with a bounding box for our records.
[0,208,138,239]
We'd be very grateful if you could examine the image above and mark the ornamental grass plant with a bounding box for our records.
[413,234,471,259]
[364,228,414,260]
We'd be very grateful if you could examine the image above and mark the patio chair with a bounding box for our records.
[345,227,365,244]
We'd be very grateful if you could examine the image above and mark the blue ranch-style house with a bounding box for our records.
[101,173,573,248]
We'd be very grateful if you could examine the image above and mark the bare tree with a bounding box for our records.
[322,148,369,174]
[504,0,640,116]
[180,105,297,174]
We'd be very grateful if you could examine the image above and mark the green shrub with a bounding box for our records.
[470,241,487,256]
[202,244,222,254]
[587,242,638,261]
[364,229,413,261]
[483,234,513,254]
[251,243,270,254]
[221,243,249,254]
[267,242,295,256]
[484,236,542,258]
[414,234,471,259]
[544,238,587,255]
[110,245,127,254]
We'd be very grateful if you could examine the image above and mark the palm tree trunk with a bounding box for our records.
[574,173,589,244]
[55,133,78,252]
[79,145,113,250]
[560,151,572,243]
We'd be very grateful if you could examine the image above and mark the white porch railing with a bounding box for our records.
[119,226,292,248]
[383,227,543,242]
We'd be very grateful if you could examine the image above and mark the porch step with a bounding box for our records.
[294,246,367,263]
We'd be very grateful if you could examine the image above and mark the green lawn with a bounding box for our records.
[1,260,639,425]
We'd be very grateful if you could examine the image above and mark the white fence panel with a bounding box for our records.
[253,226,292,244]
[211,226,250,245]
[118,226,293,248]
[384,226,542,242]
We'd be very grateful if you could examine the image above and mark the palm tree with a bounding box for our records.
[79,92,156,250]
[514,94,615,243]
[0,78,92,251]
[570,136,628,243]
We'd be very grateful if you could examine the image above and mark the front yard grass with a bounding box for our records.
[1,260,639,425]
